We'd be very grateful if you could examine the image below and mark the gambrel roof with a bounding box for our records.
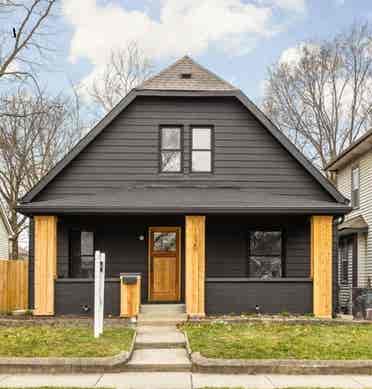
[19,56,349,213]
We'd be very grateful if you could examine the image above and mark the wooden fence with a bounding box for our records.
[0,260,28,313]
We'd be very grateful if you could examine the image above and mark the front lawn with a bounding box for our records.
[0,325,134,357]
[183,322,372,360]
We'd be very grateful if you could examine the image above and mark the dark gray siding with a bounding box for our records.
[56,215,185,304]
[206,280,313,314]
[206,215,311,278]
[35,96,332,202]
[52,214,312,314]
[55,279,120,315]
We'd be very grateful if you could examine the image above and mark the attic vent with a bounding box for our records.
[180,72,192,79]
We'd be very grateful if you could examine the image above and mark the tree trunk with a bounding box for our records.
[11,236,19,260]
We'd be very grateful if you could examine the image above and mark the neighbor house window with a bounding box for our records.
[340,239,349,284]
[249,231,282,279]
[160,127,182,172]
[351,166,359,208]
[69,230,94,278]
[191,127,212,172]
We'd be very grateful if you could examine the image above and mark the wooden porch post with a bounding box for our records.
[34,216,57,316]
[311,215,333,318]
[185,215,206,317]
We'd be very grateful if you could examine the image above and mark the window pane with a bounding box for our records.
[352,189,359,208]
[250,231,282,256]
[153,232,176,251]
[352,167,359,190]
[81,231,94,256]
[70,231,94,279]
[192,128,211,149]
[249,256,282,279]
[162,128,180,149]
[161,151,181,172]
[192,151,211,172]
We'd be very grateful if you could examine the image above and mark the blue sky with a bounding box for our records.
[38,0,372,105]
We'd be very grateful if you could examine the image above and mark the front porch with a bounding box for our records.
[30,214,334,318]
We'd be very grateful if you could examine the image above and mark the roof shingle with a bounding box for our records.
[138,55,237,91]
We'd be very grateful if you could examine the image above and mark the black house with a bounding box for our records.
[19,56,350,318]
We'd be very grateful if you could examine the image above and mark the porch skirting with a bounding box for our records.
[53,278,312,316]
[205,278,313,315]
[55,279,120,316]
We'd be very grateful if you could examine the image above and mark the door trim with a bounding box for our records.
[148,226,181,302]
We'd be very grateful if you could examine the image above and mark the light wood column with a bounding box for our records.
[34,215,57,316]
[185,215,206,317]
[311,215,333,318]
[120,275,141,318]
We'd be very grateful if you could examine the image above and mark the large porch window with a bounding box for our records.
[69,230,95,278]
[249,231,282,279]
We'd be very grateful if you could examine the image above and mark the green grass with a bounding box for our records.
[0,325,134,357]
[183,322,372,360]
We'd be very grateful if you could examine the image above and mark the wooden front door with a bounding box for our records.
[149,227,181,302]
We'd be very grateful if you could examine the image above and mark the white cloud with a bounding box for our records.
[62,0,302,94]
[262,0,306,13]
[279,42,319,67]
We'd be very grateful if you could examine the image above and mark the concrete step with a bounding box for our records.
[126,348,191,372]
[138,313,188,326]
[135,326,186,349]
[140,304,186,314]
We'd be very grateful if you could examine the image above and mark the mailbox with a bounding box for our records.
[120,273,141,318]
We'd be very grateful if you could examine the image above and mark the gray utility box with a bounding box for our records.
[352,288,372,320]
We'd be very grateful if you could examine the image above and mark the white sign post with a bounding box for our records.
[94,250,105,338]
[99,252,105,335]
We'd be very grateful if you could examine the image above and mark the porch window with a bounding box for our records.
[249,231,282,279]
[191,127,212,172]
[69,230,94,278]
[351,166,359,208]
[160,127,182,172]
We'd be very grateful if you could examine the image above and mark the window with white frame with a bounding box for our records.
[191,127,212,172]
[160,127,182,172]
[351,166,359,208]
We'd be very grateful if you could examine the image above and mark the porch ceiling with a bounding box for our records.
[18,187,350,215]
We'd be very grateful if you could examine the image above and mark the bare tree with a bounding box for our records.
[87,42,153,114]
[0,87,83,258]
[0,0,57,84]
[262,23,372,170]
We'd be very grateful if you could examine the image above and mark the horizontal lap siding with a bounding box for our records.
[56,215,185,305]
[35,97,332,202]
[206,215,310,278]
[206,281,313,314]
[335,151,372,313]
[55,280,120,315]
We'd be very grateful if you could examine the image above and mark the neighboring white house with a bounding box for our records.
[0,200,13,260]
[326,130,372,313]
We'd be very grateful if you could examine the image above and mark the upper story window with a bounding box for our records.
[351,166,360,209]
[191,127,212,172]
[160,127,182,173]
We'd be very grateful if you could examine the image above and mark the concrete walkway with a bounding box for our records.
[128,325,191,371]
[1,373,372,389]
